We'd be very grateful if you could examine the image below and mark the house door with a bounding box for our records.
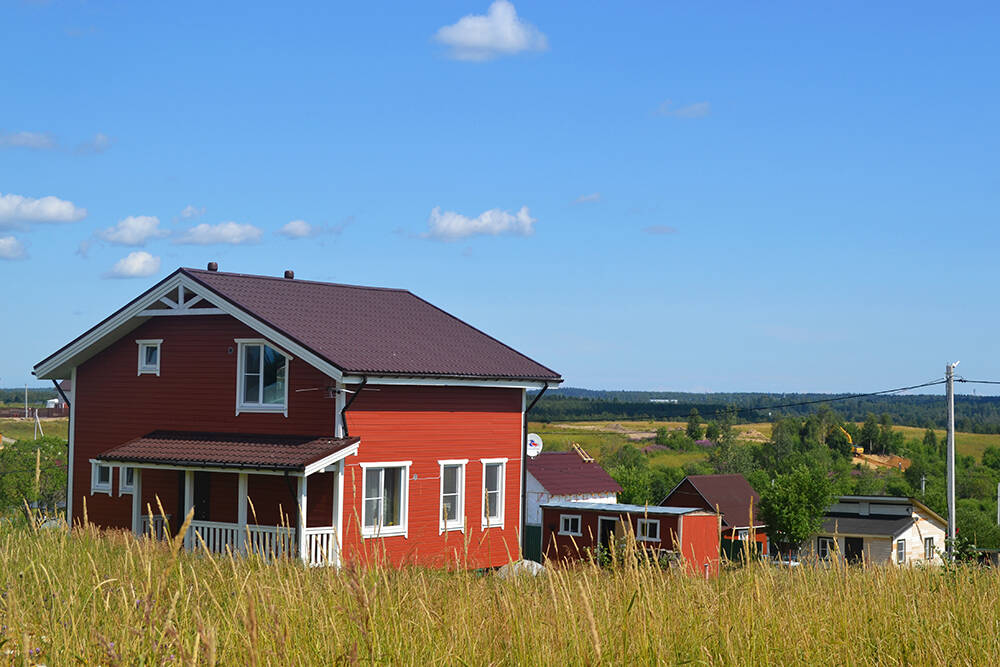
[598,517,618,550]
[844,537,864,563]
[193,472,211,521]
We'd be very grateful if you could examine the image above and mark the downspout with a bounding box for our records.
[340,377,367,438]
[520,382,548,559]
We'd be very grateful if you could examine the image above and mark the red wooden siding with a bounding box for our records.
[341,385,523,569]
[679,513,721,577]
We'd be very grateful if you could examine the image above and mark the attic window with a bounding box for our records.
[136,339,162,376]
[235,339,291,416]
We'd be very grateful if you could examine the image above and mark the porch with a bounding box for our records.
[97,431,360,566]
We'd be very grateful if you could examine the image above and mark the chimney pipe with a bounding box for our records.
[284,270,295,279]
[207,262,218,272]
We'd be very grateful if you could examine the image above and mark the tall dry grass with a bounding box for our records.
[1,519,999,665]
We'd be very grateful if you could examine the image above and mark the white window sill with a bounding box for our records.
[138,368,160,376]
[362,527,407,539]
[236,403,287,416]
[91,486,112,496]
[482,518,505,530]
[558,531,582,537]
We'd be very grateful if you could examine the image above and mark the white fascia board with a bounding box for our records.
[341,375,558,389]
[304,441,360,477]
[35,272,344,383]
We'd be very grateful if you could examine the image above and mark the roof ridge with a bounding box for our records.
[182,267,410,293]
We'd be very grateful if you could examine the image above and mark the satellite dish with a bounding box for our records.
[526,433,543,458]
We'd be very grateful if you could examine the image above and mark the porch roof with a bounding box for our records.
[96,430,359,474]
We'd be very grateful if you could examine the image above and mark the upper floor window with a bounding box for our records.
[236,339,290,415]
[136,339,162,376]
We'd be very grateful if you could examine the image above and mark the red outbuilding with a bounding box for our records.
[540,501,721,577]
[661,474,768,558]
[33,265,562,569]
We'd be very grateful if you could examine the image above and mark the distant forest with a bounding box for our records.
[531,387,1000,433]
[0,387,57,406]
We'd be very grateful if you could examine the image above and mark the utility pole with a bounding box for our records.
[946,361,959,558]
[24,384,28,419]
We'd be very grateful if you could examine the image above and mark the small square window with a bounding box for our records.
[91,462,112,495]
[119,466,135,495]
[559,514,582,536]
[136,339,162,376]
[637,519,660,542]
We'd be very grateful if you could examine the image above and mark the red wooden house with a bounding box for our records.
[33,265,561,568]
[661,474,768,558]
[540,501,721,576]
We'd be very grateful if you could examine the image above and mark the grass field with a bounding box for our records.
[0,417,68,442]
[1,523,999,664]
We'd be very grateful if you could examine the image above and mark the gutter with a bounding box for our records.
[340,377,367,437]
[520,382,548,558]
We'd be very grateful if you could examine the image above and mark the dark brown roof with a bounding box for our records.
[182,268,560,381]
[665,474,763,529]
[96,431,359,471]
[527,452,622,496]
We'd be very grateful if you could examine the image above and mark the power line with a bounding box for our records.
[698,379,948,420]
[956,379,1000,386]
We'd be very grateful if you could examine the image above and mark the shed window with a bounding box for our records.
[559,514,582,536]
[924,537,935,560]
[736,528,749,541]
[481,459,507,528]
[91,462,112,495]
[236,340,290,415]
[361,463,410,538]
[637,519,660,542]
[136,339,162,376]
[439,460,467,533]
[817,536,835,560]
[896,539,906,564]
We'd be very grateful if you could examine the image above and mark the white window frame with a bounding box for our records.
[924,536,935,560]
[896,539,906,564]
[438,459,468,534]
[559,514,582,537]
[235,339,292,417]
[118,465,135,496]
[736,528,750,541]
[136,339,162,376]
[481,458,507,529]
[817,536,835,560]
[90,460,112,495]
[637,518,660,542]
[359,461,411,539]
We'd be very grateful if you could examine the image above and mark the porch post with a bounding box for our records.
[335,460,345,568]
[131,468,143,536]
[298,475,308,563]
[183,470,194,550]
[237,473,248,553]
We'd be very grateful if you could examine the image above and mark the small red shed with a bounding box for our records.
[661,474,768,558]
[540,501,721,577]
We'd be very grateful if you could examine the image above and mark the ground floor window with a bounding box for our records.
[119,466,135,495]
[637,518,660,542]
[817,536,835,559]
[361,462,410,537]
[91,462,112,495]
[559,514,582,536]
[896,539,906,564]
[924,536,935,560]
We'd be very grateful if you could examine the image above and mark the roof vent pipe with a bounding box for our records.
[284,270,294,279]
[207,262,218,271]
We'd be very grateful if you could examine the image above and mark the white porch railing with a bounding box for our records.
[304,527,338,566]
[190,520,242,554]
[245,524,297,559]
[140,514,171,541]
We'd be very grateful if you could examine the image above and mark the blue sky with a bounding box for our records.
[2,1,999,393]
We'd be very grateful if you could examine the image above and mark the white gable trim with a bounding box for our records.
[35,272,345,382]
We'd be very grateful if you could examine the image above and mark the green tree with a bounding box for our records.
[982,446,1000,472]
[859,414,879,454]
[757,466,833,557]
[923,428,938,453]
[609,465,652,505]
[0,436,68,517]
[704,421,721,443]
[686,408,703,441]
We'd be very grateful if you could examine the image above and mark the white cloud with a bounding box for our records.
[656,100,711,119]
[425,206,536,241]
[0,192,87,228]
[573,193,601,204]
[0,131,57,150]
[180,204,205,219]
[278,219,316,239]
[76,132,113,154]
[0,236,27,260]
[98,215,168,246]
[434,0,548,61]
[105,251,161,278]
[175,221,262,245]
